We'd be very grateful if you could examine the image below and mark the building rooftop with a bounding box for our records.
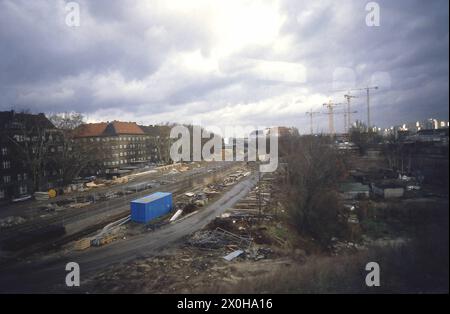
[131,192,172,204]
[0,111,55,130]
[339,182,370,193]
[106,121,145,135]
[74,121,144,137]
[74,122,108,137]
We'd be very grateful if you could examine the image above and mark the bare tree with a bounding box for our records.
[48,112,95,185]
[282,135,347,244]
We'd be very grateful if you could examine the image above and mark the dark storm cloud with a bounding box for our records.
[0,0,448,132]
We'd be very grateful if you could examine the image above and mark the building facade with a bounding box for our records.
[74,121,151,176]
[0,111,62,201]
[139,125,173,164]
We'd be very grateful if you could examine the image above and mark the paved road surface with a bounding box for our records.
[0,172,259,293]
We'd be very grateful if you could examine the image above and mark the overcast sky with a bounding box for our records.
[0,0,448,133]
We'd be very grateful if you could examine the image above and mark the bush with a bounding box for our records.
[282,136,347,245]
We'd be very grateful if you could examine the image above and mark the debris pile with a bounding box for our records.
[185,174,280,262]
[245,247,274,261]
[187,227,252,251]
[329,237,365,255]
[203,169,251,195]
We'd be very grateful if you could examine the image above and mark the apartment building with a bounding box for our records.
[74,121,151,176]
[0,111,62,201]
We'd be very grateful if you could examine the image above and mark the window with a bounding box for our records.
[2,161,10,169]
[23,173,27,180]
[0,189,4,199]
[17,174,22,181]
[1,147,7,156]
[3,176,11,184]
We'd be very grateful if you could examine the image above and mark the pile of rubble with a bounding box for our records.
[202,170,251,195]
[245,246,274,261]
[187,227,252,251]
[329,237,366,255]
[185,175,279,262]
[187,227,275,262]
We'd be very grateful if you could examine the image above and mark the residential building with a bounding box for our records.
[371,181,405,199]
[0,111,62,201]
[139,125,173,164]
[74,121,150,176]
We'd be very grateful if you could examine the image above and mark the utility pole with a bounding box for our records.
[258,168,262,218]
[305,109,321,135]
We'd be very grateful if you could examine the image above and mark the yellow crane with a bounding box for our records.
[323,100,345,135]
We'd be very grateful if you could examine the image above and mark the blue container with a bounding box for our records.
[130,192,173,223]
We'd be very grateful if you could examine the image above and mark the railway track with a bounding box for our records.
[0,162,233,237]
[0,162,243,261]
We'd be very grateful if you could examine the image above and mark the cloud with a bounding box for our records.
[0,0,448,133]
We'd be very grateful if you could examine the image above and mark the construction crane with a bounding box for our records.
[343,110,358,132]
[335,86,378,131]
[322,108,357,135]
[322,100,345,135]
[305,109,321,135]
[343,94,357,133]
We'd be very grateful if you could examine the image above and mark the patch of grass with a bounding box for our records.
[200,207,449,294]
[204,239,448,294]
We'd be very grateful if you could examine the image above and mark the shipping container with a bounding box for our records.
[130,192,173,223]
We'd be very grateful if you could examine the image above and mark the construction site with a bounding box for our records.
[0,125,447,294]
[76,170,295,293]
[76,146,448,294]
[0,83,448,293]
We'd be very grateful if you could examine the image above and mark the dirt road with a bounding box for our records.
[0,171,260,293]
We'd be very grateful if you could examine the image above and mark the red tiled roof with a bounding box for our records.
[74,122,108,137]
[74,121,144,137]
[110,121,145,135]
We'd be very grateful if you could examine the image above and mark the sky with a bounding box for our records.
[0,0,448,134]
